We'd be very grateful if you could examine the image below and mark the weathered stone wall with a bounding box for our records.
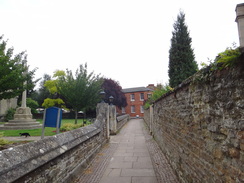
[109,113,130,135]
[0,98,17,118]
[0,103,110,183]
[144,62,244,182]
[117,114,130,132]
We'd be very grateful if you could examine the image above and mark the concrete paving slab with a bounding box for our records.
[113,152,133,157]
[134,144,147,148]
[117,146,133,150]
[109,156,124,162]
[121,168,155,177]
[133,162,154,169]
[133,152,150,157]
[124,156,138,162]
[105,169,121,177]
[100,177,131,183]
[115,149,127,153]
[108,161,133,169]
[126,148,148,153]
[137,156,153,163]
[132,176,158,183]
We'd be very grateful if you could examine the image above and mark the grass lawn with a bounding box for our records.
[0,119,91,137]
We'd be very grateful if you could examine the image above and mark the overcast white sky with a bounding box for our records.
[0,0,243,89]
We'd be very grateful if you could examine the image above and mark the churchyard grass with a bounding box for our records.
[0,119,91,137]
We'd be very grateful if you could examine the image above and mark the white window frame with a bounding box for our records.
[131,105,135,113]
[130,94,135,101]
[140,93,144,101]
[140,105,144,113]
[122,107,125,114]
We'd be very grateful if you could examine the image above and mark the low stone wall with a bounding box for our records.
[117,114,130,132]
[144,62,244,182]
[109,113,130,135]
[0,103,110,183]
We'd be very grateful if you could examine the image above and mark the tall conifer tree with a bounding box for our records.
[168,11,198,87]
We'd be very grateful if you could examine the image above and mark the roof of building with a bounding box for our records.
[122,87,154,93]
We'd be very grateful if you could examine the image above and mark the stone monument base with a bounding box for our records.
[0,107,42,130]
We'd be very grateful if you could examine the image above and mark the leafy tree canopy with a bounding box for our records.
[57,63,102,123]
[42,70,65,108]
[0,36,37,100]
[31,74,52,107]
[102,78,127,108]
[44,70,65,94]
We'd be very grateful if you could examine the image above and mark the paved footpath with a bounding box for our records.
[76,119,179,183]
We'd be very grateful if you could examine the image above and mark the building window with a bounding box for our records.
[140,106,144,113]
[140,93,144,101]
[122,107,125,114]
[131,105,135,113]
[130,94,135,101]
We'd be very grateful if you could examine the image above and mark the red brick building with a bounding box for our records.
[117,85,154,118]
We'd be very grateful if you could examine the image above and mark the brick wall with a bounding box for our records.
[144,61,244,182]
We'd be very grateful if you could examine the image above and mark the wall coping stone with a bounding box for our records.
[0,124,101,182]
[117,114,130,122]
[155,59,244,103]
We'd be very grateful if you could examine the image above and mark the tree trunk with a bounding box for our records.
[75,110,78,124]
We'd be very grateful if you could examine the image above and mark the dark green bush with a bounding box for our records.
[4,108,16,121]
[26,98,39,114]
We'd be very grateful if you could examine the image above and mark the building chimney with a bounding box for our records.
[236,3,244,52]
[146,84,155,90]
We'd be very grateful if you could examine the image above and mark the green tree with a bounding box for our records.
[26,98,39,114]
[42,71,66,108]
[0,36,29,100]
[57,64,102,124]
[168,11,198,88]
[31,74,52,107]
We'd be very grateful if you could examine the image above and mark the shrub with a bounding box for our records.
[212,47,241,70]
[42,98,65,108]
[4,108,16,121]
[144,84,173,109]
[0,132,10,146]
[60,123,83,132]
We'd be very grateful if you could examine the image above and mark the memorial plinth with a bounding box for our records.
[0,107,41,130]
[0,85,41,130]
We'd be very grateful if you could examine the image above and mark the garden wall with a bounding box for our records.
[116,114,130,133]
[144,61,244,182]
[0,103,110,183]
